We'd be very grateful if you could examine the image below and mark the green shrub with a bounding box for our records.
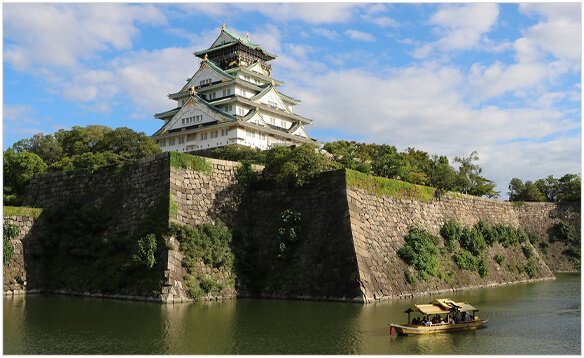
[440,219,462,252]
[235,161,258,186]
[475,220,497,246]
[397,227,441,281]
[133,234,157,269]
[478,256,489,277]
[277,210,302,261]
[538,240,550,254]
[522,245,534,259]
[528,233,539,245]
[3,223,19,264]
[460,227,487,256]
[405,271,417,284]
[548,221,575,245]
[525,260,537,278]
[452,249,479,271]
[494,254,506,265]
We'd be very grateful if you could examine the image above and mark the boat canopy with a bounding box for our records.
[404,298,479,315]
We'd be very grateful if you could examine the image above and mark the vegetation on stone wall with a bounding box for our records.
[168,221,234,299]
[169,151,212,175]
[399,219,546,284]
[346,169,436,202]
[277,210,303,261]
[3,223,19,265]
[36,194,169,295]
[547,221,580,266]
[3,206,44,218]
[235,161,259,187]
[397,227,442,281]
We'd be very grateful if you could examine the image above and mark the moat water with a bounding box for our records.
[3,273,580,354]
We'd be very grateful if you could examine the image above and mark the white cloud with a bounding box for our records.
[518,3,581,69]
[234,3,361,24]
[344,29,375,42]
[414,3,499,58]
[286,62,580,197]
[4,3,167,71]
[468,61,548,101]
[313,28,341,41]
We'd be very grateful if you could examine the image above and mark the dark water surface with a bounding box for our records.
[3,273,580,354]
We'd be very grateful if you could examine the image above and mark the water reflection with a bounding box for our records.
[3,274,580,355]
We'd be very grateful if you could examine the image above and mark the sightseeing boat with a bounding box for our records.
[389,298,487,335]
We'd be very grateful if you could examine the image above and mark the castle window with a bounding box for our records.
[169,138,176,146]
[178,137,185,144]
[209,92,216,100]
[200,79,211,86]
[222,89,231,97]
[268,100,277,108]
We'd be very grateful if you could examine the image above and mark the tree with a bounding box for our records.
[263,144,337,187]
[3,149,47,205]
[12,133,63,164]
[454,151,499,198]
[508,178,545,202]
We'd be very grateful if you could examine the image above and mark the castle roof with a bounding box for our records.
[194,27,277,60]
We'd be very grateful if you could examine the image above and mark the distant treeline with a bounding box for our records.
[508,175,580,203]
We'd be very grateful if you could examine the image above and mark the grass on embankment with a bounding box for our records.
[3,206,44,218]
[345,169,436,202]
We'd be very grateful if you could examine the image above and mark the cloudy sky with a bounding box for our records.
[3,2,581,198]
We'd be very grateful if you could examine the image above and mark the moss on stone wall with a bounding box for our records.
[346,169,435,202]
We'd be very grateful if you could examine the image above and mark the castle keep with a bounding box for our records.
[152,24,315,153]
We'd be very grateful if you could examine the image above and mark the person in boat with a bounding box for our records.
[448,316,455,325]
[439,316,445,324]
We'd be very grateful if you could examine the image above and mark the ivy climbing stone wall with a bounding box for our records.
[3,215,43,295]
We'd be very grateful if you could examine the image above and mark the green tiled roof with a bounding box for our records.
[249,84,273,101]
[195,29,277,58]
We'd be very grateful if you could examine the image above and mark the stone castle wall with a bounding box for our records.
[162,158,262,302]
[11,154,580,303]
[345,185,571,302]
[23,153,172,240]
[3,215,43,295]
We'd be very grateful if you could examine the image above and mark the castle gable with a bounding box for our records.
[183,63,232,92]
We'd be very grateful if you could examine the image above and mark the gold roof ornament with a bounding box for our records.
[246,33,250,41]
[189,86,196,96]
[203,53,209,61]
[271,78,275,86]
[222,23,226,31]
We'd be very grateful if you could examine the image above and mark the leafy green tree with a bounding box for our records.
[263,144,337,187]
[3,149,47,205]
[454,151,499,198]
[508,178,545,202]
[12,133,63,164]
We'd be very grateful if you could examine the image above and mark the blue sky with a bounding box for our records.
[3,3,581,198]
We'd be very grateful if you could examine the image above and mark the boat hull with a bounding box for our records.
[390,320,487,335]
